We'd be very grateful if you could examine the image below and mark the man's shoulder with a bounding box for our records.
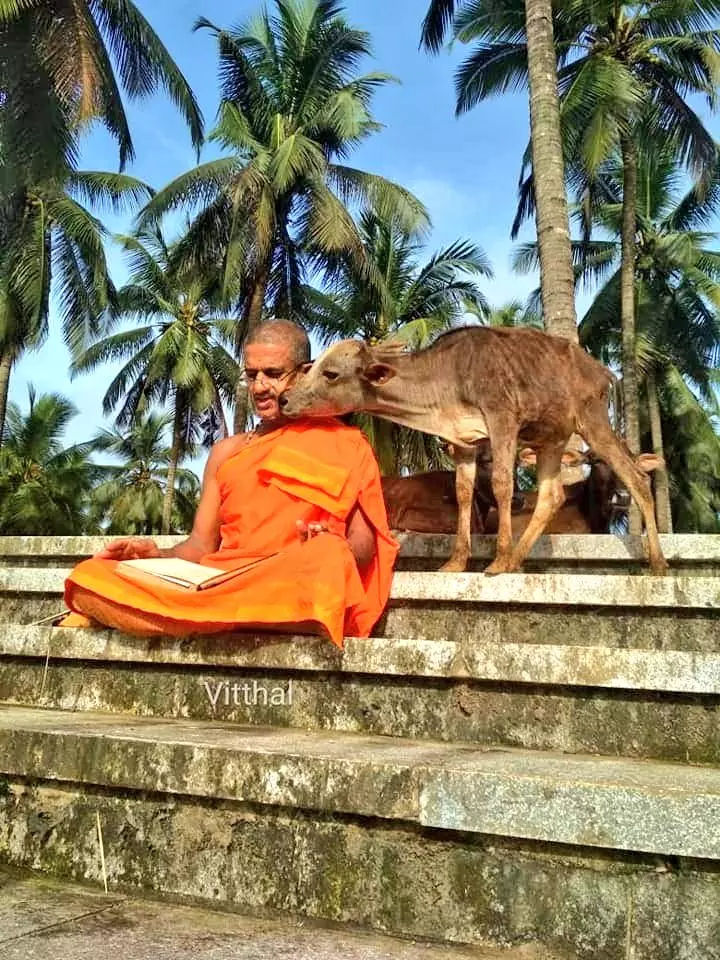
[206,433,253,471]
[301,417,374,455]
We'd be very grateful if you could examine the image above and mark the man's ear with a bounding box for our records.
[362,362,397,385]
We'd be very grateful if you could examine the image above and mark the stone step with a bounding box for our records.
[1,705,719,859]
[2,533,719,574]
[1,624,720,764]
[2,705,720,960]
[2,564,717,651]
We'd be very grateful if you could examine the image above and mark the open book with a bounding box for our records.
[117,555,275,591]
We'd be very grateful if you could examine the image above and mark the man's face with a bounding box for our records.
[244,341,304,421]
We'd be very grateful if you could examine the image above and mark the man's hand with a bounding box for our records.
[95,538,162,561]
[296,519,329,542]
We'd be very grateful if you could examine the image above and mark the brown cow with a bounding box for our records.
[381,453,660,537]
[279,326,667,575]
[485,453,662,536]
[380,439,498,533]
[381,471,491,534]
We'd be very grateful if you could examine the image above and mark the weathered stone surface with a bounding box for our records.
[3,657,720,764]
[2,532,719,564]
[382,605,719,649]
[3,623,720,693]
[3,783,719,960]
[3,565,718,607]
[1,867,550,960]
[390,571,720,607]
[2,706,720,859]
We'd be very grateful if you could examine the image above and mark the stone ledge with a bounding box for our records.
[2,624,720,694]
[2,533,719,562]
[1,567,718,609]
[2,705,720,859]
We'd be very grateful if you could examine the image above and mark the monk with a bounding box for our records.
[62,320,399,648]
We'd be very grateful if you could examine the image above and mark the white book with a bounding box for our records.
[118,555,275,591]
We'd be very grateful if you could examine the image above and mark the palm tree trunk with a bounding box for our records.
[246,262,270,332]
[0,350,14,447]
[162,398,184,535]
[233,262,271,433]
[524,0,578,344]
[620,135,642,534]
[646,367,672,534]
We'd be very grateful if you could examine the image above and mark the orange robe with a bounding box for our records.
[64,420,399,647]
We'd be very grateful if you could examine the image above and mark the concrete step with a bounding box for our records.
[2,623,720,764]
[2,562,717,651]
[2,705,719,859]
[2,533,719,574]
[2,705,719,960]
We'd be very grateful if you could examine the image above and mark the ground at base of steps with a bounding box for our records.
[0,867,567,960]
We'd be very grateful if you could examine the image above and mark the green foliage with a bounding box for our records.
[140,0,430,330]
[71,228,239,440]
[88,414,199,535]
[0,0,203,187]
[0,386,97,534]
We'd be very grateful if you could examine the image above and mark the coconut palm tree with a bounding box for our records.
[0,170,152,441]
[486,300,543,328]
[139,0,429,429]
[71,228,239,533]
[302,211,492,473]
[88,413,200,535]
[0,385,97,534]
[421,0,578,343]
[0,0,203,185]
[654,368,720,533]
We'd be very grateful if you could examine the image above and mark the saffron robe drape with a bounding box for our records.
[64,420,399,647]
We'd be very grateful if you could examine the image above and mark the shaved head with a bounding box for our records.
[245,319,311,368]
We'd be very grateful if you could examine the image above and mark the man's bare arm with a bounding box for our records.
[345,503,376,571]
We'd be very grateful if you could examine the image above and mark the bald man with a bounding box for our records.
[62,320,399,648]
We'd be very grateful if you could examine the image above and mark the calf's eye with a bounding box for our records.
[323,370,339,382]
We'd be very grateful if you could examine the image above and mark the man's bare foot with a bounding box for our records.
[56,613,97,628]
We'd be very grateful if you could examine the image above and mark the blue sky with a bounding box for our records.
[10,0,718,460]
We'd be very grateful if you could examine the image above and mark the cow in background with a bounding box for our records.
[485,451,663,536]
[381,448,662,537]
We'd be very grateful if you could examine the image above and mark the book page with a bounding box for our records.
[120,557,227,587]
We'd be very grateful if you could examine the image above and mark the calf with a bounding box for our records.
[381,439,496,534]
[381,471,490,534]
[279,326,667,574]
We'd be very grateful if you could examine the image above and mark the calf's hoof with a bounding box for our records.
[650,557,670,576]
[439,558,469,573]
[484,559,516,576]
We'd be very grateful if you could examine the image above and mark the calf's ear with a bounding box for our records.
[363,362,397,385]
[517,447,536,466]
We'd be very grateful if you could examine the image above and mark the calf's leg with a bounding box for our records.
[578,401,668,574]
[490,442,566,574]
[484,425,518,574]
[441,446,476,573]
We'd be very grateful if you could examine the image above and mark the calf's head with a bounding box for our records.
[279,340,398,418]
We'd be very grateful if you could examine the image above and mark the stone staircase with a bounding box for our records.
[0,533,719,960]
